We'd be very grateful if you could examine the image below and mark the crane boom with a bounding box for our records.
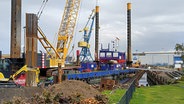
[57,0,81,67]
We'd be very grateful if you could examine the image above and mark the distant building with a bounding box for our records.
[173,55,183,69]
[135,54,174,66]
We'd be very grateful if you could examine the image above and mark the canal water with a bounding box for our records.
[139,72,149,86]
[84,73,150,86]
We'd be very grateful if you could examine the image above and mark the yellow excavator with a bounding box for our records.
[0,64,39,86]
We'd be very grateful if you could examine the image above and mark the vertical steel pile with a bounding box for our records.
[95,6,100,61]
[25,13,38,68]
[127,3,132,66]
[10,0,21,58]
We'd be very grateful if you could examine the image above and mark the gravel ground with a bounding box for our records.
[0,87,43,103]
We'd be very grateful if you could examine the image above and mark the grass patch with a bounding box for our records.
[130,81,184,104]
[102,89,126,104]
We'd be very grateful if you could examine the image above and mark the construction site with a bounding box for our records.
[0,0,184,104]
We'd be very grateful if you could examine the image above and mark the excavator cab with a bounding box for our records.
[0,59,12,81]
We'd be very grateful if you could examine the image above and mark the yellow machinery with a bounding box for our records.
[132,60,141,68]
[11,65,40,83]
[78,41,90,48]
[0,73,9,82]
[0,65,40,85]
[37,0,81,67]
[37,26,61,67]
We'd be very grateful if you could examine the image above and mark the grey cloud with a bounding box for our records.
[1,0,184,55]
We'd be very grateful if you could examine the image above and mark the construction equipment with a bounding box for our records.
[10,0,21,59]
[0,59,11,81]
[0,63,40,86]
[78,9,95,62]
[95,5,100,61]
[126,3,133,66]
[99,45,126,70]
[37,0,49,20]
[10,0,25,73]
[77,10,99,72]
[56,0,81,67]
[38,0,81,68]
[38,26,61,67]
[132,60,141,68]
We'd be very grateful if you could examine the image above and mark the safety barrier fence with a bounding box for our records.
[118,79,135,104]
[118,70,145,104]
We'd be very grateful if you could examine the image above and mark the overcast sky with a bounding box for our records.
[1,0,184,56]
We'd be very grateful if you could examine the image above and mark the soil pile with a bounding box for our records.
[47,80,101,99]
[2,80,108,104]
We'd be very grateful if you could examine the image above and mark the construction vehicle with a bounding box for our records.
[132,60,141,68]
[0,58,12,82]
[38,0,81,68]
[0,59,39,86]
[11,65,40,86]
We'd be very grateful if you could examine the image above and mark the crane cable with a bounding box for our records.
[37,0,49,20]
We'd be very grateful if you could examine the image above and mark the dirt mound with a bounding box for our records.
[47,80,101,99]
[2,80,108,104]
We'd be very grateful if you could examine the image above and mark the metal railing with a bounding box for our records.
[118,80,136,104]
